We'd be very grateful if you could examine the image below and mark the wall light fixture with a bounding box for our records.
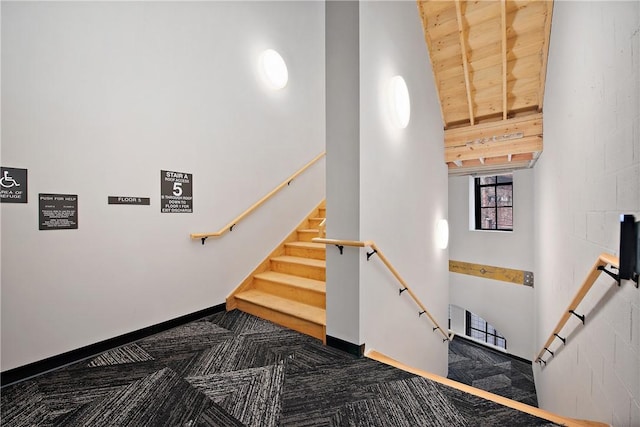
[259,49,288,90]
[436,219,449,249]
[388,75,410,128]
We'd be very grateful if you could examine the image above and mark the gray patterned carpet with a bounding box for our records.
[448,337,539,407]
[1,310,557,426]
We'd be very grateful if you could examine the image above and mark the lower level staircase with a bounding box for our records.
[226,202,327,342]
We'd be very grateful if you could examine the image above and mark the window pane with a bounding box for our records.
[470,329,485,341]
[466,310,507,349]
[480,176,496,185]
[480,187,496,207]
[496,185,512,207]
[481,208,496,229]
[497,207,513,229]
[497,174,512,184]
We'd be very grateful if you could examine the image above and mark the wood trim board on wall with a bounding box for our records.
[449,260,533,287]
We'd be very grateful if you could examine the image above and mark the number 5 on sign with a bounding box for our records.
[173,182,182,197]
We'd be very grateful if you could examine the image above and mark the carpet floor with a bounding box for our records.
[1,310,557,426]
[447,337,539,407]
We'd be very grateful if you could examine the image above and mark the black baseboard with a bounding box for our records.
[1,303,226,387]
[326,335,365,357]
[452,333,532,364]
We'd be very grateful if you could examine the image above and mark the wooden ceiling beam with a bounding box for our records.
[417,1,448,128]
[501,0,508,120]
[447,160,532,176]
[445,135,543,163]
[538,0,554,112]
[454,0,475,126]
[449,153,533,168]
[445,113,542,147]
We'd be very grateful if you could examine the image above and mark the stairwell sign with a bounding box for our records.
[161,170,192,213]
[1,167,27,203]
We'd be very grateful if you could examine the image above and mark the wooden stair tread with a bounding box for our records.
[271,256,326,268]
[285,241,326,249]
[254,271,325,292]
[298,228,320,233]
[235,289,325,325]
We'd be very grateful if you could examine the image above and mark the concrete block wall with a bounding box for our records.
[533,2,640,425]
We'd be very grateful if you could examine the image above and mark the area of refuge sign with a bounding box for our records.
[161,170,192,213]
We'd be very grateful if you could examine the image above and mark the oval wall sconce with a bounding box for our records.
[388,75,410,128]
[259,49,288,90]
[436,219,449,249]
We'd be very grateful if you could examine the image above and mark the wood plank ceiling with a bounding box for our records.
[417,0,553,176]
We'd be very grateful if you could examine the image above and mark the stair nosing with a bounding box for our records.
[271,255,326,268]
[254,272,325,293]
[235,289,325,325]
[285,241,326,248]
[255,271,324,285]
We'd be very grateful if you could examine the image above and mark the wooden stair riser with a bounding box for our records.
[253,277,325,309]
[271,259,326,281]
[318,207,326,217]
[297,229,321,242]
[308,218,325,228]
[234,298,325,341]
[285,244,326,260]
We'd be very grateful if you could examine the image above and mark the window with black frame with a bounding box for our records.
[465,310,507,349]
[474,174,513,231]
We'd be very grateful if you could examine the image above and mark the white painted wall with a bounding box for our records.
[325,1,362,345]
[448,170,535,360]
[1,1,325,371]
[359,1,449,376]
[449,304,465,337]
[534,2,640,425]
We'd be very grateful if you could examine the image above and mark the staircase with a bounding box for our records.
[226,202,327,342]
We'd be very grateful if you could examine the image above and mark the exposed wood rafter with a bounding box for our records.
[454,0,475,126]
[416,3,448,127]
[538,0,554,112]
[501,0,508,120]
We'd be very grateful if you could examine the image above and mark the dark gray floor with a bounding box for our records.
[448,336,539,407]
[1,310,555,426]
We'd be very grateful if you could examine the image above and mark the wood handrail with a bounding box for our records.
[190,152,325,242]
[318,218,326,238]
[367,350,608,427]
[312,237,450,341]
[312,238,372,248]
[535,253,619,364]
